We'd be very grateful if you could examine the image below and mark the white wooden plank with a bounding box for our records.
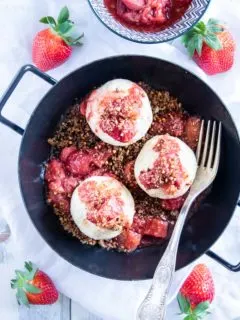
[71,300,102,320]
[19,294,71,320]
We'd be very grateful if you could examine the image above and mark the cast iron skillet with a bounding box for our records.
[1,56,240,280]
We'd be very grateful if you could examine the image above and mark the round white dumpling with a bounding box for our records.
[85,79,153,146]
[70,176,135,240]
[134,135,197,199]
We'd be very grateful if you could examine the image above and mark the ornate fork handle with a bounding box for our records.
[137,197,194,320]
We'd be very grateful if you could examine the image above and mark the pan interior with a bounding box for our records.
[18,56,240,280]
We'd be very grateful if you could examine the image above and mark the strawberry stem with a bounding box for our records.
[182,18,223,56]
[39,6,84,46]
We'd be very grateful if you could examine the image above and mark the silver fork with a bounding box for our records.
[137,120,222,320]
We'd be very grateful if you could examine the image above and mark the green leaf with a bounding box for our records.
[24,283,42,294]
[182,29,195,47]
[204,32,222,50]
[40,16,56,27]
[194,301,210,315]
[15,270,25,279]
[58,21,73,35]
[24,261,37,280]
[184,315,195,320]
[186,33,202,56]
[17,289,29,307]
[207,18,224,33]
[24,261,33,272]
[57,6,69,24]
[11,279,18,289]
[196,21,206,33]
[177,294,191,314]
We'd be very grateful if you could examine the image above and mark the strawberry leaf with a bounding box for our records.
[187,33,203,56]
[17,288,29,307]
[184,315,196,320]
[57,6,69,24]
[194,301,210,315]
[204,32,222,50]
[40,16,56,28]
[58,21,73,35]
[207,18,224,33]
[24,283,42,294]
[177,294,191,314]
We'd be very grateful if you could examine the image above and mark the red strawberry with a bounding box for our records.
[11,261,58,306]
[182,18,235,75]
[32,6,83,71]
[178,264,215,319]
[161,195,186,211]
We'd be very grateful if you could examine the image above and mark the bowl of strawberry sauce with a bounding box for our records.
[87,0,211,43]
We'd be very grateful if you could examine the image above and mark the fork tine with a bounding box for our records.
[207,121,216,168]
[196,120,204,163]
[201,120,211,167]
[213,122,222,170]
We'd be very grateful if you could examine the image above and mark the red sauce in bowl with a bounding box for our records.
[104,0,192,32]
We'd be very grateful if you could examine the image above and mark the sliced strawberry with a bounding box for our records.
[144,218,168,238]
[150,112,185,137]
[161,195,186,211]
[60,146,77,162]
[184,116,201,150]
[117,229,142,252]
[45,159,66,182]
[122,0,145,10]
[62,176,79,194]
[131,215,146,234]
[47,191,70,213]
[124,160,138,188]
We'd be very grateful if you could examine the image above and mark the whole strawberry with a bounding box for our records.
[182,18,235,75]
[178,264,215,319]
[11,261,58,306]
[32,6,83,71]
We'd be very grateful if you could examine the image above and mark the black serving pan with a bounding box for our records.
[1,56,240,280]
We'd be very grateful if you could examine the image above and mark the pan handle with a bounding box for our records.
[0,64,57,135]
[206,250,240,272]
[206,200,240,271]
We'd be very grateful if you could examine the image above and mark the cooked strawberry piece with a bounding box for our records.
[117,229,142,251]
[62,176,79,194]
[87,168,118,179]
[131,215,146,234]
[144,218,168,238]
[65,150,93,177]
[91,145,113,168]
[47,191,70,213]
[184,116,201,150]
[124,160,138,188]
[48,179,65,194]
[161,195,186,211]
[45,159,66,182]
[60,146,77,162]
[150,112,185,137]
[122,0,145,10]
[80,100,87,116]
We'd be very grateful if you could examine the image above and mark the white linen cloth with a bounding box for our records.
[0,0,240,319]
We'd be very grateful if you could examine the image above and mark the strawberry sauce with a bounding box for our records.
[104,0,192,32]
